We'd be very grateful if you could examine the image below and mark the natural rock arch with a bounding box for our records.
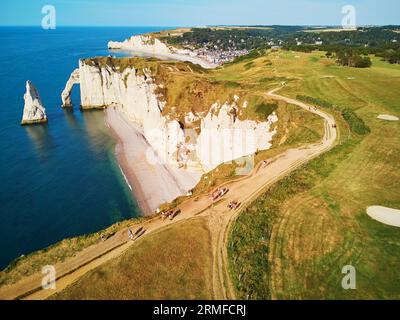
[61,68,80,108]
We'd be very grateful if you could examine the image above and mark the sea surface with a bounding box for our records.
[0,26,167,269]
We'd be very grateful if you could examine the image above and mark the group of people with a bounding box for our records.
[228,201,241,210]
[161,209,181,221]
[128,227,144,241]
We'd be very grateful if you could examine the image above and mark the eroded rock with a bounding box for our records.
[21,81,47,125]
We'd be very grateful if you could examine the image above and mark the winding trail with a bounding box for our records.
[0,87,337,300]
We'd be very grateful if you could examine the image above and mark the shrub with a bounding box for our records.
[244,62,254,70]
[224,81,241,88]
[296,95,335,110]
[255,103,278,117]
[341,108,371,135]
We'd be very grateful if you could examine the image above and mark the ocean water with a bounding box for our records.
[0,27,166,269]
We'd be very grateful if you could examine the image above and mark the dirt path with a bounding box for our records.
[0,87,337,300]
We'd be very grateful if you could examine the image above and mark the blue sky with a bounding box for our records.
[0,0,399,26]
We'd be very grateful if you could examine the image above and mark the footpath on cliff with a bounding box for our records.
[0,87,337,300]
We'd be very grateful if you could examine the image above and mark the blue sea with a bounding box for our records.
[0,26,167,269]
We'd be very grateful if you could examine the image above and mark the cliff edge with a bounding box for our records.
[108,35,218,69]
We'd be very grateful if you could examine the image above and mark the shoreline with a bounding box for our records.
[105,107,202,216]
[105,109,154,215]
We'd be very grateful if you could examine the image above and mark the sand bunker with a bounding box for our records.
[366,206,400,227]
[377,114,399,121]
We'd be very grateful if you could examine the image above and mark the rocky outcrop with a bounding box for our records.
[64,59,278,172]
[61,68,80,107]
[21,81,47,125]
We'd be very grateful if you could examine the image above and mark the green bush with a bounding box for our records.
[341,108,371,135]
[244,62,254,70]
[255,103,278,117]
[224,81,241,88]
[354,56,372,68]
[296,95,335,110]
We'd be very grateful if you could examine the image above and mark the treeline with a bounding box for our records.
[284,44,372,68]
[287,27,400,47]
[374,46,400,64]
[168,26,400,50]
[333,50,372,68]
[167,28,278,51]
[297,95,370,135]
[284,42,400,65]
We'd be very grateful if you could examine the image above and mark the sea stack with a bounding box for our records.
[21,80,47,125]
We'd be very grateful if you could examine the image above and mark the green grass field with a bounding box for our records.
[51,218,213,300]
[228,50,400,299]
[3,48,399,300]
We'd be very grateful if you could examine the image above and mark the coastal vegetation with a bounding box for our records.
[3,27,400,300]
[51,218,213,300]
[77,47,400,300]
[83,56,276,126]
[0,218,147,287]
[296,95,371,135]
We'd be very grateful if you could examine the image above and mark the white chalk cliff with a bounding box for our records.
[198,102,278,172]
[108,35,218,69]
[21,81,47,125]
[62,60,278,174]
[108,35,172,55]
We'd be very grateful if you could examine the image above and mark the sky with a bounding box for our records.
[0,0,399,27]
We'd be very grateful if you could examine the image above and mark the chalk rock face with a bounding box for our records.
[61,68,80,107]
[197,102,278,172]
[108,35,172,55]
[73,59,278,172]
[21,81,47,125]
[78,60,186,167]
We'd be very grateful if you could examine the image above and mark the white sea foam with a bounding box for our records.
[118,164,133,192]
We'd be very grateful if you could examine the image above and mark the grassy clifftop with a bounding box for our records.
[6,46,399,300]
[227,49,400,299]
[51,218,213,300]
[82,56,280,126]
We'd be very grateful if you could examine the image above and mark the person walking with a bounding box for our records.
[128,228,134,241]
